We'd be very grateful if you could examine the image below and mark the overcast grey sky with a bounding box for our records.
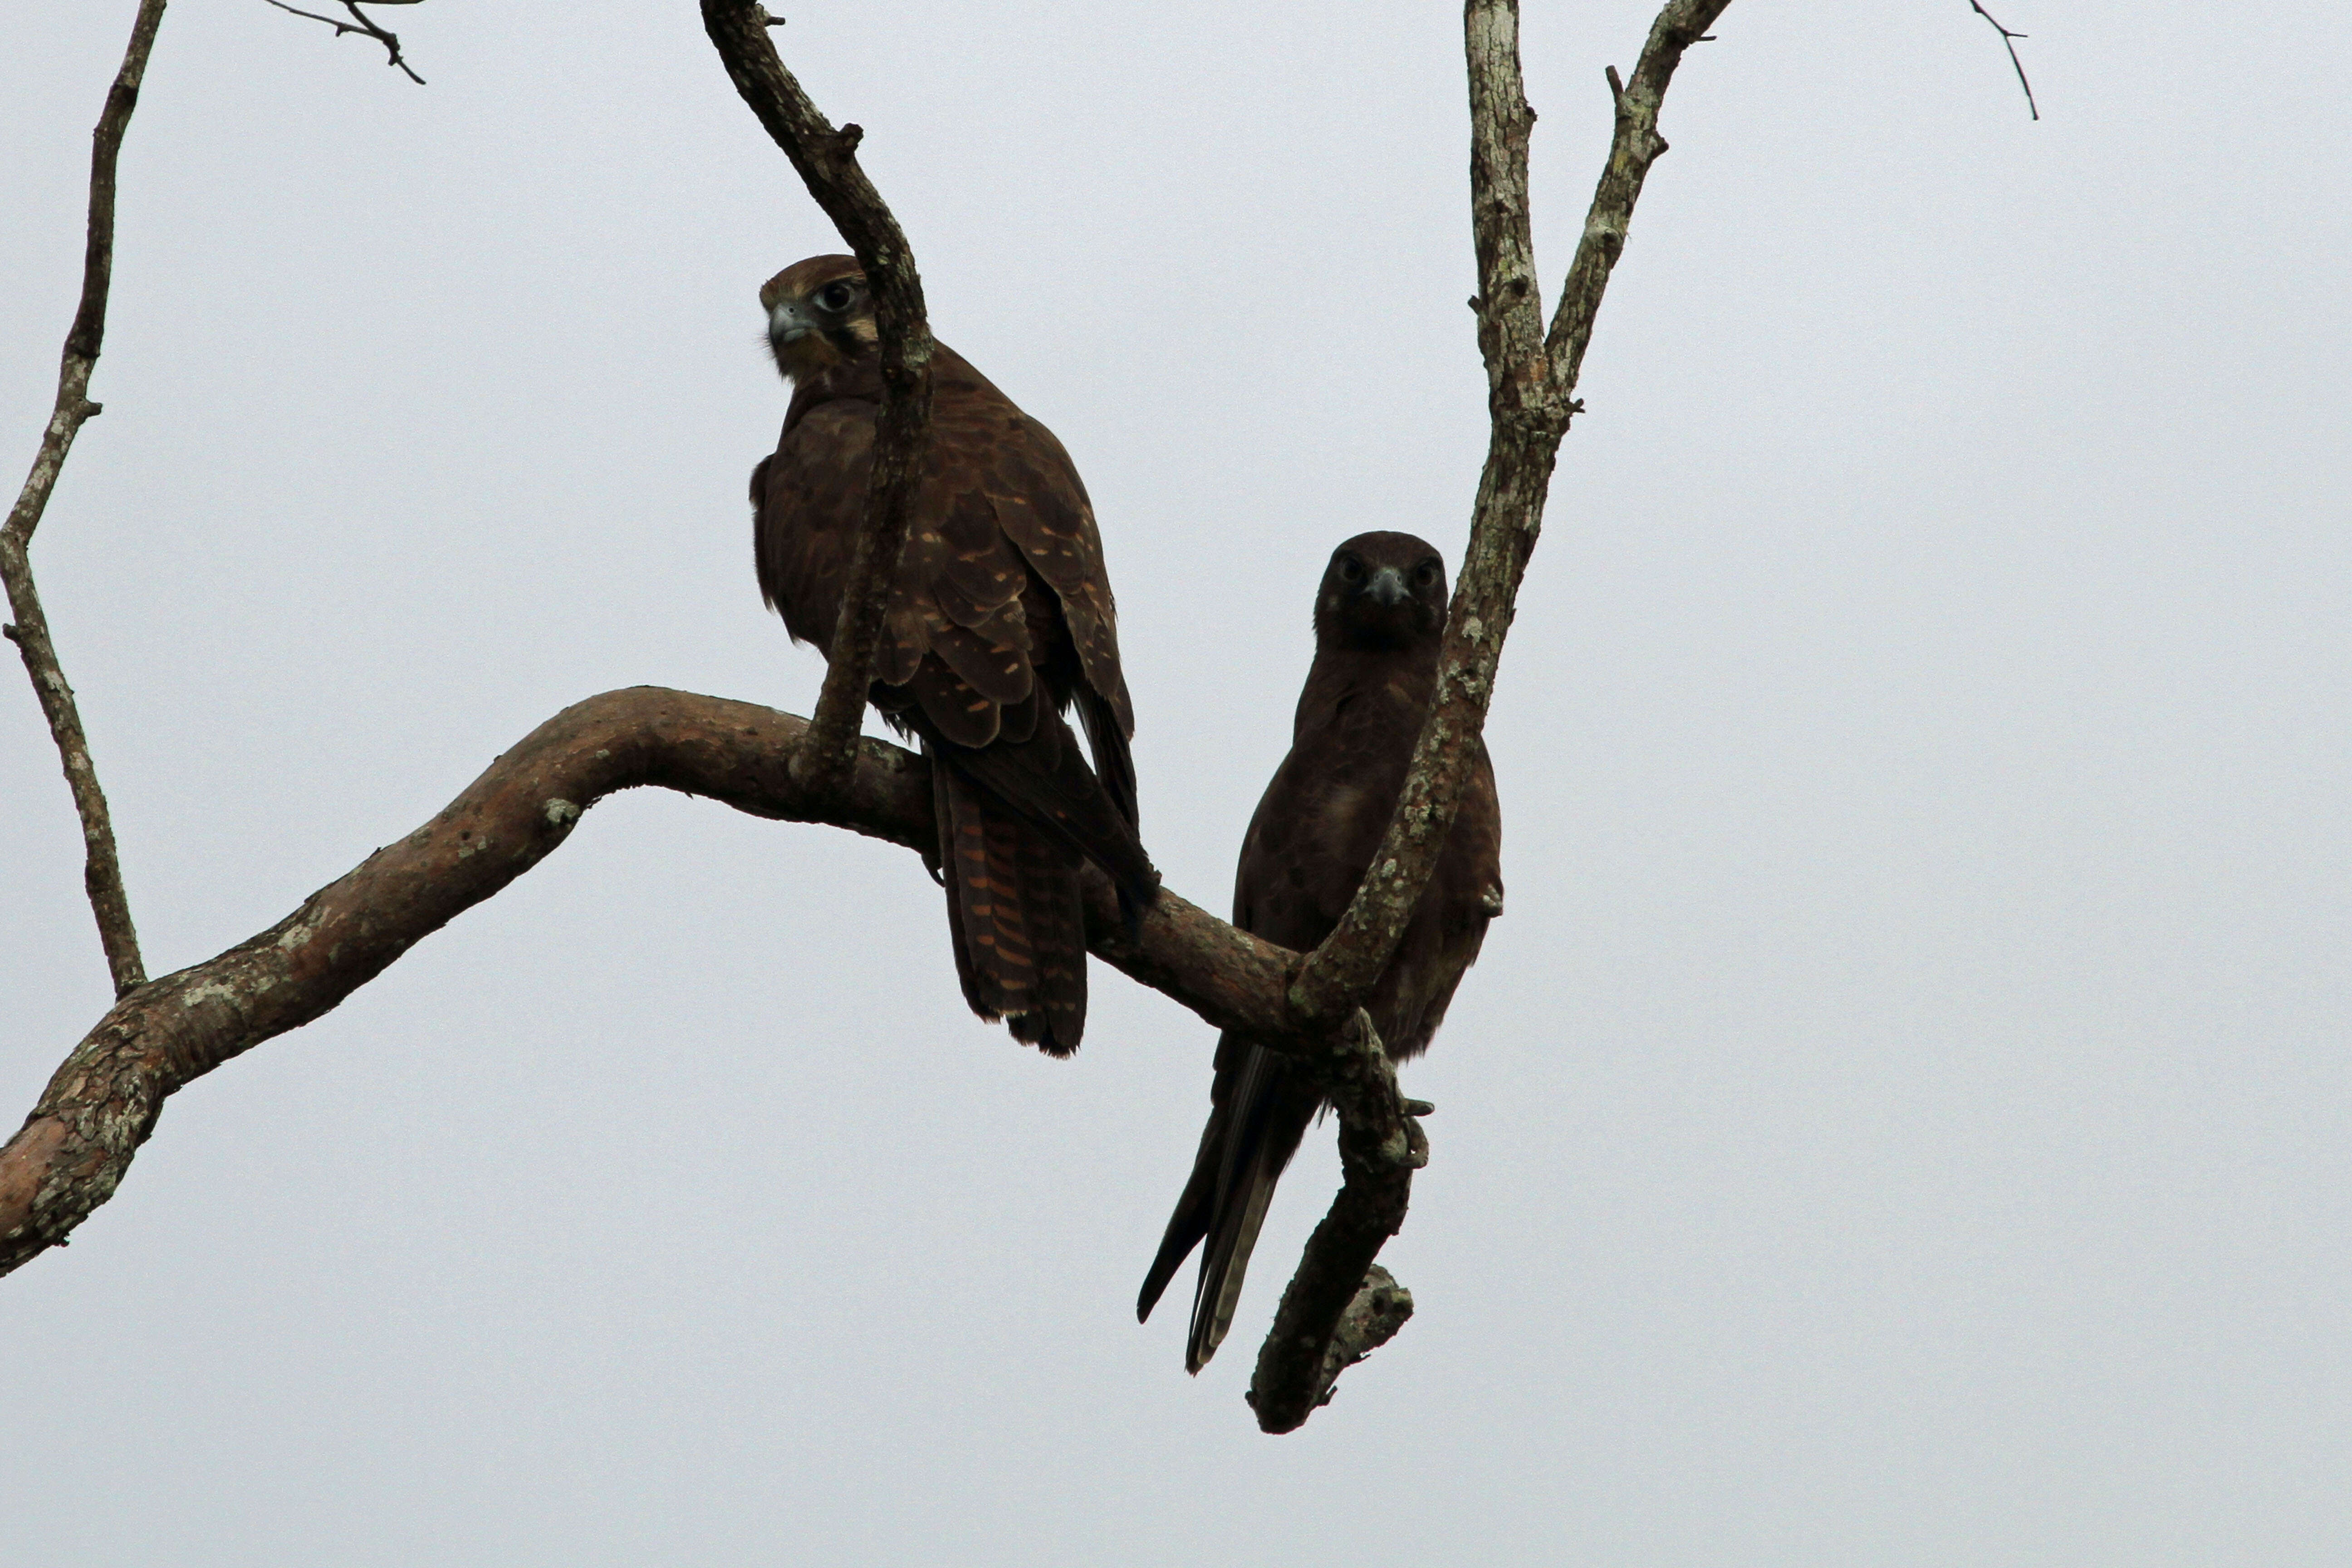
[5,3,2348,1563]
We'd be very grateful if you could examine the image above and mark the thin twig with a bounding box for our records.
[701,0,935,804]
[260,0,426,86]
[1966,0,2038,121]
[3,0,167,998]
[0,687,1311,1279]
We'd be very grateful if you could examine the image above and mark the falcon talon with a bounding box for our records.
[1402,1098,1436,1117]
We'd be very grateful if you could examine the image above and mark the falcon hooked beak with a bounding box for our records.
[1365,565,1409,607]
[768,297,816,350]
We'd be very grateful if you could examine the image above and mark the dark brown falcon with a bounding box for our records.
[748,255,1156,1055]
[1137,532,1504,1372]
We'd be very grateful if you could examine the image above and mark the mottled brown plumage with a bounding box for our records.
[1137,532,1504,1371]
[749,255,1155,1054]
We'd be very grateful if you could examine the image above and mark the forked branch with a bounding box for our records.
[1291,0,1733,1023]
[3,0,167,999]
[1250,0,1733,1426]
[260,0,426,85]
[701,0,936,803]
[1966,1,2038,121]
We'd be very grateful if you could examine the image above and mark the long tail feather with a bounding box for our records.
[937,761,1038,1024]
[934,745,1093,1055]
[1006,808,1088,1054]
[1138,1036,1321,1372]
[1138,1095,1228,1324]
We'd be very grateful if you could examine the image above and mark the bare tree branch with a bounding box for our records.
[2,0,167,1000]
[1289,0,1731,1028]
[1246,1015,1428,1433]
[701,0,935,804]
[1293,1265,1415,1420]
[1966,0,2039,121]
[0,688,1313,1280]
[260,0,426,86]
[1244,0,1732,1427]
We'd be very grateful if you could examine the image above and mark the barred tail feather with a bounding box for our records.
[930,706,1157,911]
[934,747,1093,1056]
[936,760,1036,1024]
[1005,810,1088,1054]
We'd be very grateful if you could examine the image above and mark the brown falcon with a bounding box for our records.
[749,255,1156,1055]
[1136,532,1504,1371]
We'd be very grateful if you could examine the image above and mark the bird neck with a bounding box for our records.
[779,353,883,435]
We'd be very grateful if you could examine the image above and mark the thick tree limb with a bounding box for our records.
[2,0,167,999]
[701,0,936,803]
[0,688,1306,1280]
[1251,0,1732,1428]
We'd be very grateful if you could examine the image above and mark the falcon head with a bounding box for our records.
[760,254,878,382]
[1315,531,1449,651]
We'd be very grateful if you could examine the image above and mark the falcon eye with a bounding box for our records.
[1338,557,1363,582]
[814,281,857,312]
[1413,562,1440,588]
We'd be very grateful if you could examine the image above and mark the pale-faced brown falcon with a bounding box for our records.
[749,255,1156,1055]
